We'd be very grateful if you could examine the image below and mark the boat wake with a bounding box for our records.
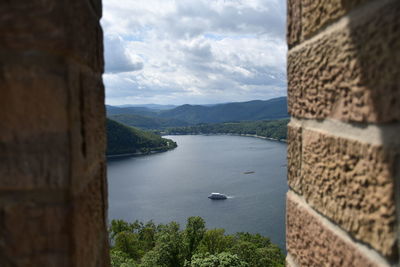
[227,196,234,199]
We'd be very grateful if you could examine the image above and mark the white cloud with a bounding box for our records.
[104,34,144,73]
[101,0,287,105]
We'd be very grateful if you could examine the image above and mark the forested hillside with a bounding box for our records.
[164,119,289,141]
[109,114,189,129]
[106,118,177,156]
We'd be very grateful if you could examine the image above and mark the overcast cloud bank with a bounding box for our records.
[101,0,287,105]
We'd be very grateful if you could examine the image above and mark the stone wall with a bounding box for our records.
[0,1,109,266]
[286,0,400,266]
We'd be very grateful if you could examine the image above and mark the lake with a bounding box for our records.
[107,135,287,249]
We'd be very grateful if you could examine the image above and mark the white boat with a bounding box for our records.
[208,192,227,200]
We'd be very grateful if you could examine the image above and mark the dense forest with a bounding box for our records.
[163,119,289,141]
[106,118,177,156]
[109,114,189,130]
[109,217,285,267]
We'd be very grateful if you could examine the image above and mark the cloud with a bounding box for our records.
[104,34,144,73]
[101,0,287,105]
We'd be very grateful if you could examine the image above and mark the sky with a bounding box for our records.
[101,0,287,105]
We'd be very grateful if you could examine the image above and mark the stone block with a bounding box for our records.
[288,128,397,257]
[71,167,109,267]
[0,52,70,140]
[0,54,105,192]
[0,53,71,190]
[287,191,389,267]
[0,201,71,266]
[287,0,369,47]
[0,133,69,190]
[301,0,368,40]
[285,254,298,267]
[288,1,400,122]
[68,66,106,194]
[287,124,302,193]
[0,0,103,72]
[287,0,302,47]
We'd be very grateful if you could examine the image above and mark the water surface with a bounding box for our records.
[107,135,287,249]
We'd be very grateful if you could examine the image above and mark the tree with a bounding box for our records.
[109,219,133,240]
[229,240,258,266]
[110,249,137,267]
[114,232,143,261]
[197,229,233,255]
[254,246,285,267]
[141,222,184,267]
[108,218,285,267]
[139,220,157,252]
[187,252,248,267]
[184,216,206,261]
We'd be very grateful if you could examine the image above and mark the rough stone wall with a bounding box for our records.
[286,0,400,266]
[0,1,109,266]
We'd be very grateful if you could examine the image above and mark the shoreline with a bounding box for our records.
[106,147,176,159]
[235,133,287,143]
[163,133,287,143]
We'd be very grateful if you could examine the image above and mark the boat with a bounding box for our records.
[208,192,228,200]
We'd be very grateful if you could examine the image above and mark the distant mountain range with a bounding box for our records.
[115,104,178,110]
[106,96,288,129]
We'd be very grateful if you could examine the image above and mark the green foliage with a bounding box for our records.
[165,119,289,141]
[188,252,248,267]
[110,249,138,267]
[109,114,189,130]
[184,217,206,260]
[141,222,184,267]
[109,219,133,240]
[109,217,285,267]
[106,118,177,156]
[197,229,234,255]
[114,232,143,261]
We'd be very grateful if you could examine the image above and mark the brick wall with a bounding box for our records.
[286,0,400,266]
[0,1,109,266]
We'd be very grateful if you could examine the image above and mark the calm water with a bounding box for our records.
[107,135,287,249]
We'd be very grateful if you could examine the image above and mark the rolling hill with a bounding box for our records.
[106,105,158,117]
[106,96,288,127]
[159,97,288,124]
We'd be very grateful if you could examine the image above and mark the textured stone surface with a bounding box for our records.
[287,124,302,192]
[287,0,368,46]
[287,0,301,47]
[287,192,388,267]
[0,0,103,72]
[0,55,105,192]
[285,254,298,267]
[0,53,70,190]
[288,1,400,122]
[0,0,109,266]
[71,166,109,267]
[0,202,71,267]
[301,0,367,40]
[288,128,397,257]
[68,67,106,194]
